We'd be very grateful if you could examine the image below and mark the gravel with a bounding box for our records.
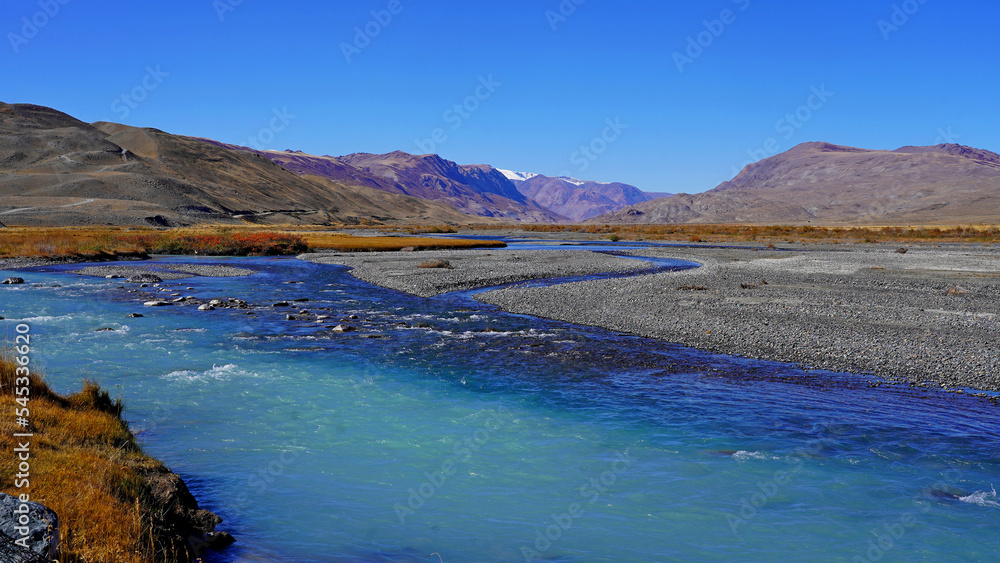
[477,244,1000,393]
[303,243,1000,393]
[70,264,257,279]
[299,249,654,297]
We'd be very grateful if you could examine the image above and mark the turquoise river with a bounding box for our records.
[1,244,998,562]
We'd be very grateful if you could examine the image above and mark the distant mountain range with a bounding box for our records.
[592,142,1000,225]
[497,170,671,221]
[0,102,485,226]
[3,103,999,228]
[0,101,663,227]
[205,147,565,223]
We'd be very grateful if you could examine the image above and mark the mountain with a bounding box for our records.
[498,172,668,222]
[210,148,565,223]
[590,142,1000,225]
[496,169,539,186]
[0,102,496,226]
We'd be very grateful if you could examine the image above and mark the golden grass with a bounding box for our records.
[0,350,170,562]
[289,231,505,251]
[0,226,505,260]
[0,226,147,260]
[477,223,1000,244]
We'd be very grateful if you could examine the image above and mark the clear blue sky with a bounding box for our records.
[3,0,998,194]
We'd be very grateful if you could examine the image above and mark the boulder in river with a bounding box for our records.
[0,493,59,559]
[198,304,216,311]
[144,300,172,307]
[128,274,163,283]
[332,324,356,333]
[2,277,25,285]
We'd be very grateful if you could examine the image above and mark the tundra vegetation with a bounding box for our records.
[0,350,192,562]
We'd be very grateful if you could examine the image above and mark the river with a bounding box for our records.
[2,248,998,562]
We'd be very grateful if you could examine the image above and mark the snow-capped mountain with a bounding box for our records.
[499,169,586,187]
[555,175,586,186]
[497,169,539,185]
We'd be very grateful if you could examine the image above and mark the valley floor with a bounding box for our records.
[305,240,1000,394]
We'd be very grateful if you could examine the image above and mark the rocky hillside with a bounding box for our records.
[591,142,1000,225]
[232,148,565,223]
[0,103,491,227]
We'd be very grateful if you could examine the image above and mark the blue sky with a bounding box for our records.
[3,0,998,194]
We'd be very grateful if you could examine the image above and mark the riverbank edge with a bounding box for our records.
[0,361,234,561]
[298,243,1000,396]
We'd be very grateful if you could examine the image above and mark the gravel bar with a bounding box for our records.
[298,249,656,297]
[70,264,257,279]
[477,244,1000,393]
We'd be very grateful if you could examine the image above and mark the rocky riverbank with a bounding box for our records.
[302,243,1000,393]
[479,244,1000,393]
[0,365,234,561]
[299,248,657,297]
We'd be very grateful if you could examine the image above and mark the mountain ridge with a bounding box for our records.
[589,142,1000,225]
[0,102,491,226]
[214,146,565,223]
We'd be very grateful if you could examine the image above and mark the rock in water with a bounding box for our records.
[128,273,163,283]
[0,493,60,559]
[332,324,356,333]
[2,277,25,285]
[144,300,172,307]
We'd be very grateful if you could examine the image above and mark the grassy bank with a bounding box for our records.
[0,226,505,262]
[289,231,505,252]
[0,351,211,562]
[497,223,1000,244]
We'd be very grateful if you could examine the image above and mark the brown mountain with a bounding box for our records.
[214,146,565,223]
[0,102,490,226]
[590,142,1000,225]
[515,175,666,222]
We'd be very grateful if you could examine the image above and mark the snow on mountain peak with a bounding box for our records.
[556,175,586,186]
[497,169,539,182]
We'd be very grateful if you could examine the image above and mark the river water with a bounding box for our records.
[1,248,998,562]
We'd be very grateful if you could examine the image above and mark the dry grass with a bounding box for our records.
[0,350,176,562]
[0,226,505,260]
[0,226,147,260]
[296,232,503,252]
[479,223,1000,244]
